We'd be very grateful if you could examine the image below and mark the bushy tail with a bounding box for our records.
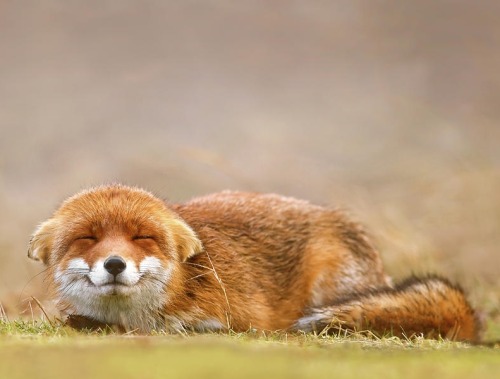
[295,276,482,342]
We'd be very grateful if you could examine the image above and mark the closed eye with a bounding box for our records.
[76,236,97,241]
[133,235,155,240]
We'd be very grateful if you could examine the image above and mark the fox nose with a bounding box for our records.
[104,256,126,276]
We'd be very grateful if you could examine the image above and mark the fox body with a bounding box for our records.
[28,185,480,341]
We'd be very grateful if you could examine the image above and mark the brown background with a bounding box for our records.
[0,1,499,321]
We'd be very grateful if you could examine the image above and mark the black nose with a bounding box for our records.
[104,256,126,276]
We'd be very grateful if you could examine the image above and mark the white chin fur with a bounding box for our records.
[55,256,172,331]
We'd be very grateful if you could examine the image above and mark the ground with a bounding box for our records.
[1,320,499,379]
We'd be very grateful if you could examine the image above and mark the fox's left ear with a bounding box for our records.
[28,219,57,265]
[168,218,203,262]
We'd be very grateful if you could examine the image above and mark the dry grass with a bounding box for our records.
[1,320,499,379]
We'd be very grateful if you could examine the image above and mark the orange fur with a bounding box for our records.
[28,185,481,340]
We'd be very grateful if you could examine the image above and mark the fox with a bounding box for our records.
[27,184,481,341]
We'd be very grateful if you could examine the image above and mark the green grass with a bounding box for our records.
[1,320,499,379]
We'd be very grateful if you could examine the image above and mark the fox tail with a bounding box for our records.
[295,275,482,342]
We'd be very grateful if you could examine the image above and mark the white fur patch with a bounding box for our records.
[195,319,224,332]
[67,257,90,271]
[55,256,173,332]
[294,314,324,331]
[139,256,164,274]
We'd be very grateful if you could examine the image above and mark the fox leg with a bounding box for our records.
[295,275,482,342]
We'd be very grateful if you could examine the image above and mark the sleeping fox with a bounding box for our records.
[28,185,481,341]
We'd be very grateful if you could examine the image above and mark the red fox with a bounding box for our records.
[28,185,481,341]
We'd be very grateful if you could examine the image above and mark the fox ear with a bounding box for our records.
[168,218,203,262]
[28,219,57,264]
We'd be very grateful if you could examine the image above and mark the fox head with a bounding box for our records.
[28,185,203,330]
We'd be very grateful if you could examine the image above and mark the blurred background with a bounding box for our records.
[0,1,499,327]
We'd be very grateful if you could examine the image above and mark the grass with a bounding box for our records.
[1,320,499,379]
